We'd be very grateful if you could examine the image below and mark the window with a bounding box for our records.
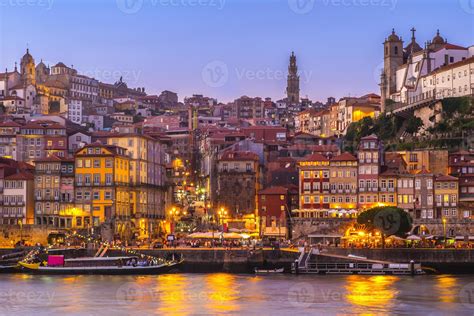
[303,196,310,204]
[93,159,100,168]
[93,192,100,200]
[93,174,100,185]
[303,183,310,192]
[105,159,113,169]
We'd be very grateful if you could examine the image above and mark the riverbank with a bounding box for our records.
[3,247,474,274]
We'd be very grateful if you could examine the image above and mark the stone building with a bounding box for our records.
[358,135,383,209]
[216,151,260,217]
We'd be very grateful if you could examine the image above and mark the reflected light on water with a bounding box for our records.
[155,274,188,316]
[345,275,399,308]
[434,275,458,304]
[204,273,240,313]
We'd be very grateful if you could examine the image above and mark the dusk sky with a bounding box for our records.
[1,0,473,103]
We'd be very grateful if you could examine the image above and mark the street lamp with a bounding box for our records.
[442,218,447,247]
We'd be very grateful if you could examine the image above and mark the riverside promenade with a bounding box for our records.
[2,247,474,274]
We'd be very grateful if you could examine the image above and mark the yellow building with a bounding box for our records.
[328,153,358,216]
[74,143,131,239]
[434,174,459,219]
[94,132,167,239]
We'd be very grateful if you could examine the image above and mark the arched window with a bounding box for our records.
[394,46,398,55]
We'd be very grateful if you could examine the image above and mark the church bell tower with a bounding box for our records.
[286,51,300,105]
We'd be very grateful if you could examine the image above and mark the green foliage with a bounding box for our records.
[357,206,413,237]
[405,116,423,134]
[441,97,472,115]
[345,113,397,145]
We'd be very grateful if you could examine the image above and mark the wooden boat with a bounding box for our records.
[19,255,183,275]
[0,251,25,273]
[254,267,285,274]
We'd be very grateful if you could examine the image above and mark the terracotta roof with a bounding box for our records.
[360,134,379,141]
[258,186,288,195]
[416,167,432,175]
[34,156,72,163]
[0,121,22,127]
[219,151,259,161]
[2,95,24,101]
[427,56,474,76]
[435,174,458,181]
[331,152,357,162]
[5,172,34,180]
[301,153,329,162]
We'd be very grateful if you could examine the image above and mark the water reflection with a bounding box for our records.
[204,273,240,313]
[345,275,399,309]
[155,274,188,316]
[1,273,473,315]
[434,275,458,304]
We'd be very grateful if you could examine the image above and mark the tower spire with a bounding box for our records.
[286,51,300,105]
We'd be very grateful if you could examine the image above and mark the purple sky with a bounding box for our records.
[0,0,473,103]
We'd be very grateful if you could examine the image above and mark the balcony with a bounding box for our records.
[359,187,365,192]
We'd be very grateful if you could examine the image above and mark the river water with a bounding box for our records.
[1,273,474,315]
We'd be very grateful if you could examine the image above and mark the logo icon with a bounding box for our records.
[288,282,314,308]
[201,60,229,88]
[459,0,474,14]
[288,0,315,14]
[116,0,144,14]
[374,208,401,236]
[460,283,474,309]
[115,282,149,305]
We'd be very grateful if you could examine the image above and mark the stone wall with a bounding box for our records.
[0,225,52,247]
[291,218,354,239]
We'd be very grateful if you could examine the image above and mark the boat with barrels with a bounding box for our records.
[18,246,183,275]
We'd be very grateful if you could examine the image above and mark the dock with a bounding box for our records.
[292,248,424,275]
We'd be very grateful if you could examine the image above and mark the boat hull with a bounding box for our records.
[0,265,19,273]
[19,262,182,275]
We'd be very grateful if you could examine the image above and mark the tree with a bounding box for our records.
[357,206,413,248]
[405,116,423,134]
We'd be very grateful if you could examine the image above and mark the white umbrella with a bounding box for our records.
[406,235,421,241]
